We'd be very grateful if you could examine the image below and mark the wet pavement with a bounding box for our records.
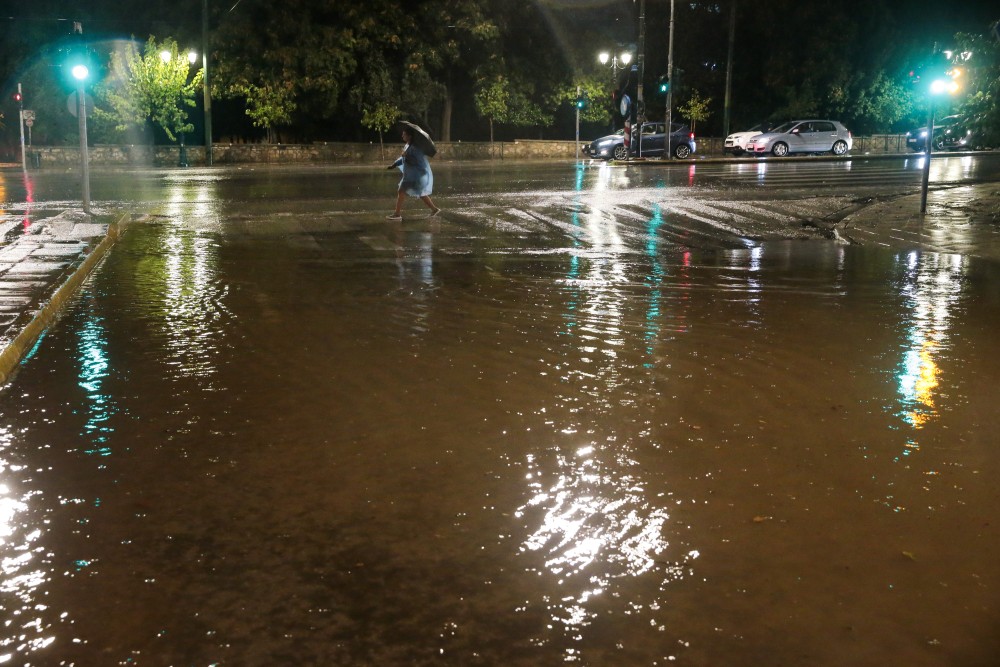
[0,158,999,666]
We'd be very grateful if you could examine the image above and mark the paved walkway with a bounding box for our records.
[842,182,1000,261]
[0,210,117,383]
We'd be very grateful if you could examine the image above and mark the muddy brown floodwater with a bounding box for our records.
[1,162,999,666]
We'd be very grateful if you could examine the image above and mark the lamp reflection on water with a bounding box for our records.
[892,252,966,475]
[149,182,224,380]
[894,251,964,431]
[77,301,116,455]
[0,428,53,662]
[519,179,699,652]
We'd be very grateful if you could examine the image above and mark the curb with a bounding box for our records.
[0,213,129,386]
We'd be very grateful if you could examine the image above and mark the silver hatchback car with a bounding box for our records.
[745,120,853,157]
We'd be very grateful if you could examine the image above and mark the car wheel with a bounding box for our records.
[771,142,788,157]
[612,144,629,160]
[831,140,848,156]
[932,136,945,151]
[674,144,691,159]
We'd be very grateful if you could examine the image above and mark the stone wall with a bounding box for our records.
[24,135,911,167]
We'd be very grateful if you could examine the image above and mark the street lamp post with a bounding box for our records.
[598,50,632,132]
[72,65,91,214]
[161,48,199,167]
[919,75,960,214]
[202,0,213,166]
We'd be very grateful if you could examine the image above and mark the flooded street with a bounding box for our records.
[1,159,999,665]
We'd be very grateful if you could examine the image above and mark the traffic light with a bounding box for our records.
[575,96,585,109]
[13,91,22,103]
[658,75,669,93]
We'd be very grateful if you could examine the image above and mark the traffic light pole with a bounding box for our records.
[665,0,675,161]
[575,86,580,161]
[16,83,26,171]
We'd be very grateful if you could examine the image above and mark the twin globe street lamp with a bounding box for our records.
[919,64,963,214]
[161,48,199,167]
[598,50,632,132]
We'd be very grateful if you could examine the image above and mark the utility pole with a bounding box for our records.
[665,0,675,160]
[722,0,737,138]
[17,83,25,171]
[202,0,214,166]
[636,0,646,155]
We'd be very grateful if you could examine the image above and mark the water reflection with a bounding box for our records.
[0,427,52,662]
[77,298,117,456]
[392,226,437,336]
[894,252,966,435]
[137,182,225,381]
[518,182,698,656]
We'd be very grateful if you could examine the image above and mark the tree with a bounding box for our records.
[953,27,1000,147]
[474,75,509,146]
[361,102,401,160]
[95,36,203,144]
[235,82,296,144]
[678,90,712,133]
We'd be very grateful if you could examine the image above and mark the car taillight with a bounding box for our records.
[689,132,695,139]
[848,131,853,138]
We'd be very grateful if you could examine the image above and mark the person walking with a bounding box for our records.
[387,125,440,220]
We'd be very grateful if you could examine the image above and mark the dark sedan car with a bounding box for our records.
[906,115,978,152]
[584,122,696,160]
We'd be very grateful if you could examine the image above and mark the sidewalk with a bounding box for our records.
[840,181,1000,261]
[0,210,123,385]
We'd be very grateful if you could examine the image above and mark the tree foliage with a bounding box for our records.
[678,91,712,133]
[95,36,203,143]
[953,28,1000,146]
[235,82,296,144]
[1,0,998,148]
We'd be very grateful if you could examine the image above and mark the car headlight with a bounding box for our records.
[920,130,927,138]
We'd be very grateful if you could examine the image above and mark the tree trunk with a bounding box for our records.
[441,89,453,142]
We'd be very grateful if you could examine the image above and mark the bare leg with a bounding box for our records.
[419,195,440,215]
[392,190,406,215]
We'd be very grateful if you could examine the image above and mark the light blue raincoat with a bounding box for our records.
[392,144,434,197]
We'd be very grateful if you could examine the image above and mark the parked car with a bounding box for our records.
[745,120,853,157]
[584,122,696,160]
[723,122,775,156]
[905,115,978,152]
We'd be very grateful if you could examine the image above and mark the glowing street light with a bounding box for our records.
[598,50,632,132]
[919,68,962,214]
[72,63,91,214]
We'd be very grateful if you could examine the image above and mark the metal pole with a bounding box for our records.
[919,102,934,214]
[17,83,26,171]
[609,60,616,132]
[77,83,91,214]
[575,85,580,161]
[636,0,645,120]
[722,0,736,139]
[202,0,214,166]
[666,0,675,160]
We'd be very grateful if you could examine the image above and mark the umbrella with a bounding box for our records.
[399,120,437,157]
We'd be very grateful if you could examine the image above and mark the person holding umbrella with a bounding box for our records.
[386,121,440,220]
